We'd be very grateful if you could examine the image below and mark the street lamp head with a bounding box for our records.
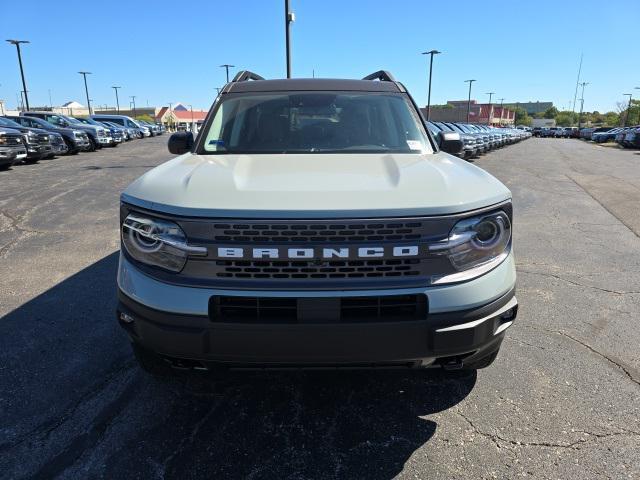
[6,39,30,45]
[464,79,476,83]
[220,64,235,68]
[421,50,441,55]
[112,86,121,89]
[78,71,92,75]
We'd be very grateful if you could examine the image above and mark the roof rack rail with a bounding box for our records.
[231,70,265,82]
[362,70,397,82]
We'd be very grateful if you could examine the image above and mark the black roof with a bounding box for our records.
[224,77,404,94]
[222,70,405,93]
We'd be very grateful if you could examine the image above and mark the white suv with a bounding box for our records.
[117,71,517,375]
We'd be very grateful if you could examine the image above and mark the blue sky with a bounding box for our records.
[2,0,639,112]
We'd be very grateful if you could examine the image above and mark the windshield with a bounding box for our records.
[0,117,22,128]
[202,92,432,154]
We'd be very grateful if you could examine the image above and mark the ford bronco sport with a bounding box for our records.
[117,71,517,374]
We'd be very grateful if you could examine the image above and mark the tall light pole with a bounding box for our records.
[464,79,476,123]
[421,50,441,121]
[78,71,92,114]
[623,93,632,127]
[285,0,295,78]
[112,86,121,113]
[486,92,495,125]
[130,95,137,118]
[220,64,235,83]
[577,81,588,129]
[6,39,31,111]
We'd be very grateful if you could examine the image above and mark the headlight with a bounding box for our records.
[73,130,83,138]
[122,213,206,272]
[430,210,511,284]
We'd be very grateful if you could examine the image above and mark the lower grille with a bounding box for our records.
[215,259,422,279]
[209,294,427,324]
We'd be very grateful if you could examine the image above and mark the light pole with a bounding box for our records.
[486,92,495,125]
[130,95,137,118]
[6,39,31,111]
[577,81,588,129]
[635,87,640,124]
[78,71,92,114]
[623,93,632,127]
[464,79,476,123]
[497,98,505,125]
[187,104,194,131]
[285,0,295,78]
[220,64,235,83]
[168,102,173,131]
[112,86,121,113]
[421,50,441,121]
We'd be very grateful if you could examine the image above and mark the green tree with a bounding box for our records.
[513,107,531,126]
[555,112,574,126]
[543,106,559,119]
[135,114,155,123]
[603,111,619,126]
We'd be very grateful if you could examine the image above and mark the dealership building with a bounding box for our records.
[424,100,516,126]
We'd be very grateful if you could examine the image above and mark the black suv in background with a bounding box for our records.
[5,115,91,154]
[21,112,110,151]
[0,127,27,169]
[0,117,52,163]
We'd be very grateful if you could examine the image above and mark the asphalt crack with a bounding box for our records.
[522,324,640,387]
[455,409,638,450]
[517,268,640,295]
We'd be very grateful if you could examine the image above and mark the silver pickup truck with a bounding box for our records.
[117,71,517,376]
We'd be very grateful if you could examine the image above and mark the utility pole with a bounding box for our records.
[486,92,495,125]
[112,86,121,113]
[78,71,92,114]
[6,39,31,111]
[220,64,235,83]
[577,81,588,129]
[130,95,137,118]
[285,0,295,78]
[421,50,441,120]
[168,102,173,131]
[464,79,476,123]
[48,89,53,109]
[498,98,505,125]
[572,53,583,114]
[188,104,194,132]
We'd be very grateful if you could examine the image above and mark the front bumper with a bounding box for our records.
[98,136,113,145]
[0,146,27,165]
[117,253,517,368]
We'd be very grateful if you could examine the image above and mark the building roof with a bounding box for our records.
[171,109,208,121]
[62,101,84,108]
[226,78,402,93]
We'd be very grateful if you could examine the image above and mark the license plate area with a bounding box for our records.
[208,294,427,324]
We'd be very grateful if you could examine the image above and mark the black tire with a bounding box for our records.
[88,137,97,152]
[131,343,172,377]
[463,350,499,370]
[24,157,39,164]
[0,164,10,171]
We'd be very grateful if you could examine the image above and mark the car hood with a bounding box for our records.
[122,152,511,218]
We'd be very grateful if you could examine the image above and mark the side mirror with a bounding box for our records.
[168,131,194,154]
[439,131,464,155]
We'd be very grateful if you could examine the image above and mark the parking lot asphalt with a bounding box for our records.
[1,137,639,479]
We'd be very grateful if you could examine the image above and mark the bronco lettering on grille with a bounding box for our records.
[216,246,422,260]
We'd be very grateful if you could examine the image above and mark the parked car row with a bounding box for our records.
[426,121,531,160]
[0,113,164,170]
[578,126,640,148]
[533,127,580,138]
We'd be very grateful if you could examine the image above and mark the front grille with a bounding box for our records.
[212,221,424,243]
[215,259,422,279]
[209,294,427,324]
[1,135,23,146]
[37,133,50,144]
